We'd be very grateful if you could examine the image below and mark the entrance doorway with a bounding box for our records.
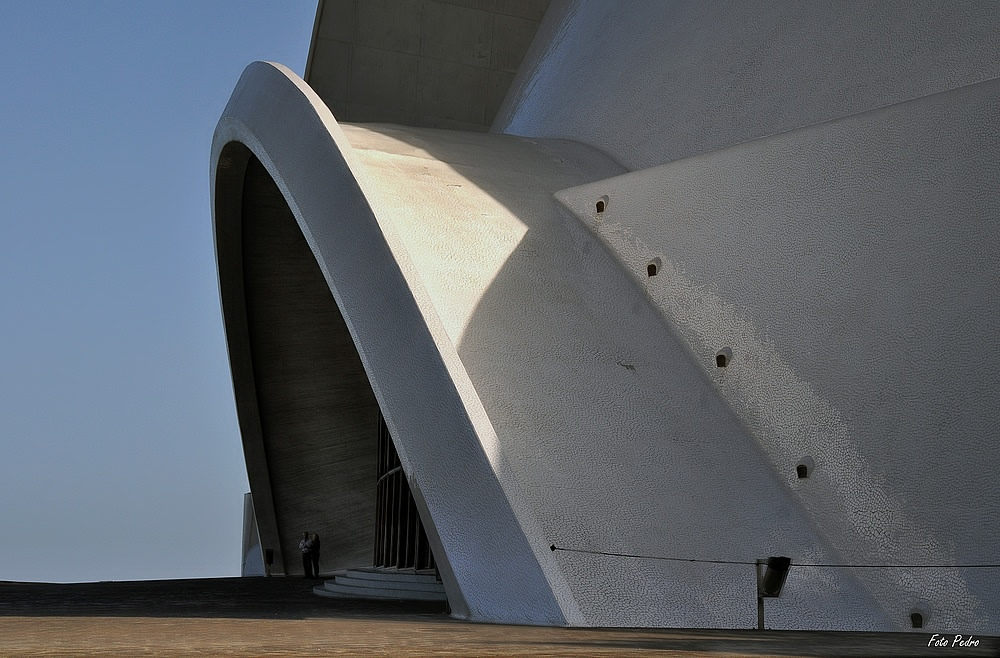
[373,413,436,571]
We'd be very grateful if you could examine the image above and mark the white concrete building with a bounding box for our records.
[214,1,1000,632]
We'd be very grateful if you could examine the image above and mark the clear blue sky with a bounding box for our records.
[0,1,317,582]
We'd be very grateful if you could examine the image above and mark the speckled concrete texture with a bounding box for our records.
[214,1,1000,634]
[497,0,1000,169]
[553,78,1000,632]
[213,62,565,626]
[341,123,888,630]
[492,1,1000,632]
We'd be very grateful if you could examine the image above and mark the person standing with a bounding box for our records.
[310,533,321,579]
[298,532,313,578]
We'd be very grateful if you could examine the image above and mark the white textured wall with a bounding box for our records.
[497,0,1000,169]
[217,62,880,629]
[488,0,1000,632]
[213,62,566,624]
[342,124,915,630]
[217,0,1000,631]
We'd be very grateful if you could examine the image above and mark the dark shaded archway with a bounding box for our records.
[235,153,382,575]
[217,144,444,583]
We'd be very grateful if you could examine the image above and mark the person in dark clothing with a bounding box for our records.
[298,532,313,578]
[310,533,321,578]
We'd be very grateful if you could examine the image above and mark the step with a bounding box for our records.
[312,567,447,603]
[337,568,442,585]
[313,581,447,602]
[334,574,444,592]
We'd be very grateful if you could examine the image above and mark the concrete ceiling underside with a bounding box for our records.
[304,0,550,131]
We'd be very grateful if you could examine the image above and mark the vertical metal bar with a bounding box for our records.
[394,472,403,568]
[374,415,382,567]
[404,488,412,567]
[411,493,418,566]
[381,478,389,567]
[407,495,416,568]
[389,473,397,568]
[756,560,765,630]
[396,475,403,569]
[413,513,422,569]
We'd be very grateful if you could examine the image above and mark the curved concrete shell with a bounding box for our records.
[214,2,1000,633]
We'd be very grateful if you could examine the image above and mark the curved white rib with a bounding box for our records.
[211,61,567,624]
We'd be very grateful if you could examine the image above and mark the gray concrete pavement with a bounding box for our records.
[0,578,996,656]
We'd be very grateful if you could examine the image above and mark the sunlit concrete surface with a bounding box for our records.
[215,1,1000,634]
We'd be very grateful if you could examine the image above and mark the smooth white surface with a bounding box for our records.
[212,61,564,624]
[554,78,1000,631]
[487,0,1000,632]
[343,123,891,629]
[216,1,1000,632]
[497,0,1000,169]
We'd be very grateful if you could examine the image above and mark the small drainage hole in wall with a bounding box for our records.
[647,263,658,277]
[596,195,609,214]
[796,464,809,479]
[910,612,923,629]
[715,348,732,368]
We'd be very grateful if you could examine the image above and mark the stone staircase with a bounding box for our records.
[313,567,447,602]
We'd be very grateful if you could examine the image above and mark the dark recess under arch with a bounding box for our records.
[218,151,440,576]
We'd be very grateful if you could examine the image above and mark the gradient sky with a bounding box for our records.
[0,1,317,582]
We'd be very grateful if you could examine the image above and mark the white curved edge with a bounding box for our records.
[211,61,570,625]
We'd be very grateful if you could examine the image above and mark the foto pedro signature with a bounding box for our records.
[928,634,980,648]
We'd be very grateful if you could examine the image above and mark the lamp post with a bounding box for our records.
[756,556,791,629]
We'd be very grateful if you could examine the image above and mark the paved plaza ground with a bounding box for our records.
[0,577,996,656]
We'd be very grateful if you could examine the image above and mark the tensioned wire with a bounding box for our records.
[549,544,1000,568]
